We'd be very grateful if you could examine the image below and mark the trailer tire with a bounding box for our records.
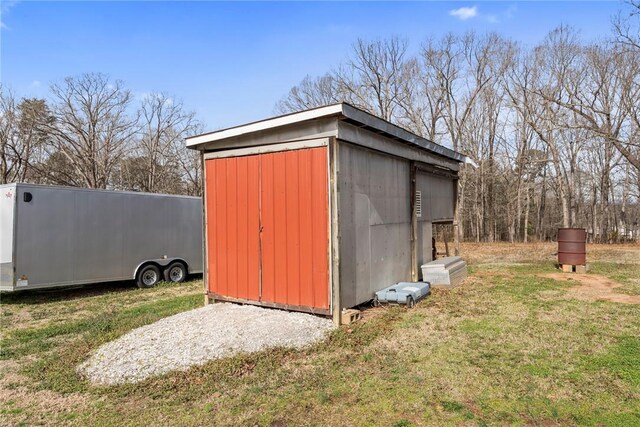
[163,262,187,283]
[136,264,161,288]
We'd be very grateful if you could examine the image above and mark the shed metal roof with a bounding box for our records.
[186,103,470,164]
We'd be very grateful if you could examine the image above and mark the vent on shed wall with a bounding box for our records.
[415,190,422,218]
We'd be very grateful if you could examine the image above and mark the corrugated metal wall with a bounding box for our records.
[337,144,457,307]
[338,142,412,308]
[204,147,329,310]
[416,172,455,222]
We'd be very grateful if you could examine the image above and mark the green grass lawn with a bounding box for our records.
[1,251,639,426]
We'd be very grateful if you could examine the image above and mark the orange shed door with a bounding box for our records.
[260,148,329,309]
[205,147,329,310]
[205,156,261,301]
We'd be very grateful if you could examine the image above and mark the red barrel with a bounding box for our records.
[558,228,587,265]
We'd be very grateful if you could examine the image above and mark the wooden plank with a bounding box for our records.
[453,177,460,256]
[410,162,418,281]
[443,225,450,257]
[207,292,331,317]
[330,138,342,326]
[202,138,329,159]
[201,151,209,306]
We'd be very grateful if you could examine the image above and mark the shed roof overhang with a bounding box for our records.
[186,103,473,166]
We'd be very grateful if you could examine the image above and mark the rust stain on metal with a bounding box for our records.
[557,228,587,266]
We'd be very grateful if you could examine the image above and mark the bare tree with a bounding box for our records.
[275,23,640,242]
[133,93,201,193]
[278,37,410,125]
[395,57,445,140]
[44,73,138,188]
[0,87,51,184]
[540,41,640,171]
[275,74,339,114]
[613,0,640,51]
[174,145,204,196]
[334,37,409,121]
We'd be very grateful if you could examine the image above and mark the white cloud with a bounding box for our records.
[0,0,20,31]
[505,5,517,19]
[449,6,478,21]
[31,80,41,88]
[486,14,499,24]
[1,1,20,13]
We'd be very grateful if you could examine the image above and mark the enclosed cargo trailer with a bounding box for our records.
[0,183,203,291]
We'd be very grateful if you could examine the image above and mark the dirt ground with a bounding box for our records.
[451,241,640,305]
[543,273,640,304]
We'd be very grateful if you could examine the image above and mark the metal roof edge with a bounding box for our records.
[186,103,345,148]
[186,102,469,164]
[339,103,466,163]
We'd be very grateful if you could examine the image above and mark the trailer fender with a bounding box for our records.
[132,258,189,280]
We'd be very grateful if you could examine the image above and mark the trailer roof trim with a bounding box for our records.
[186,103,467,163]
[0,182,202,200]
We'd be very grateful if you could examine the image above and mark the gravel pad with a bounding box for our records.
[79,303,335,385]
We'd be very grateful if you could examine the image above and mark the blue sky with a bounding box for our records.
[0,1,625,130]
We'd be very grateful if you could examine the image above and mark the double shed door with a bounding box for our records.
[205,147,329,310]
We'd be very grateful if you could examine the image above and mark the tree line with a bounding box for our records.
[2,3,638,243]
[0,73,203,196]
[276,4,640,243]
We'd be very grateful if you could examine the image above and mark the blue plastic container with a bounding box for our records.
[374,282,431,308]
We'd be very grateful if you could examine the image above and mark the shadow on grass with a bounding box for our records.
[0,274,202,305]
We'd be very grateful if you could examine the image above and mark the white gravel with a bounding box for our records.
[78,303,335,385]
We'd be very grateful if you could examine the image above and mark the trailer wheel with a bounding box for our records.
[373,296,380,307]
[136,264,161,288]
[163,262,187,283]
[406,296,415,309]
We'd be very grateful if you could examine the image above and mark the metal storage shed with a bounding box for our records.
[187,103,470,324]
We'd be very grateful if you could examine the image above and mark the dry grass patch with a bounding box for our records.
[1,245,639,426]
[459,241,640,265]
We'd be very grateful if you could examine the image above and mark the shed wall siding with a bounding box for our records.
[195,118,338,152]
[338,142,412,308]
[337,121,460,171]
[416,220,433,274]
[416,172,455,222]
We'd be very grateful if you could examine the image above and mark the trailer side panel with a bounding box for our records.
[14,185,76,288]
[11,184,203,290]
